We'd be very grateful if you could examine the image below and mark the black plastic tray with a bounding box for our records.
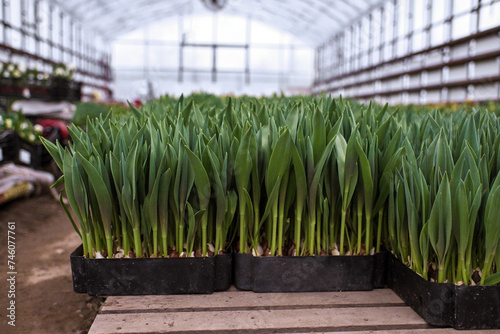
[51,78,82,102]
[234,253,378,292]
[386,253,455,327]
[17,139,52,167]
[0,131,17,164]
[70,245,232,296]
[373,251,388,288]
[233,253,253,291]
[16,128,60,168]
[387,253,500,329]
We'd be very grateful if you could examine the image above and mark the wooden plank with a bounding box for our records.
[89,306,428,334]
[294,331,500,334]
[101,289,405,313]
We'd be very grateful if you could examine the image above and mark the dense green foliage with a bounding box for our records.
[43,95,500,285]
[73,102,133,127]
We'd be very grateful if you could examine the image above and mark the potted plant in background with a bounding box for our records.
[0,61,27,97]
[51,63,76,101]
[9,111,58,168]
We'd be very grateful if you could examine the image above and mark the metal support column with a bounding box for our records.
[86,33,91,73]
[34,0,40,56]
[289,43,294,86]
[212,13,217,83]
[178,15,184,83]
[407,0,414,55]
[379,6,385,66]
[59,11,64,62]
[368,13,373,68]
[424,0,432,49]
[322,45,327,82]
[358,21,363,70]
[144,25,150,82]
[335,34,341,77]
[350,26,355,72]
[445,0,454,42]
[77,25,83,69]
[48,4,53,60]
[20,0,26,51]
[330,38,335,77]
[340,32,346,75]
[245,15,250,84]
[1,0,7,44]
[212,44,217,83]
[391,0,398,60]
[278,32,284,91]
[471,0,481,34]
[69,20,74,65]
[314,47,319,83]
[317,45,323,82]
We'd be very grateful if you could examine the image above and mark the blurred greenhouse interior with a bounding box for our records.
[112,13,315,99]
[1,0,499,104]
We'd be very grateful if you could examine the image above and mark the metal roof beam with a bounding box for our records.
[49,0,385,47]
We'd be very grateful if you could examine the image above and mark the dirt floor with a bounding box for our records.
[0,194,103,334]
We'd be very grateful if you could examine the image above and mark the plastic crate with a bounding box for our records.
[51,78,82,101]
[0,130,18,164]
[16,127,60,168]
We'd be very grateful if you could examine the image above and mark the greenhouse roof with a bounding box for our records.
[53,0,384,46]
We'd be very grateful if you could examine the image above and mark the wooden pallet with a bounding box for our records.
[88,288,496,334]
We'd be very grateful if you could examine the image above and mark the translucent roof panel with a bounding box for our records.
[111,13,315,99]
[52,0,385,46]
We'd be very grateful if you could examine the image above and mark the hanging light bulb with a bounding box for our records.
[200,0,228,12]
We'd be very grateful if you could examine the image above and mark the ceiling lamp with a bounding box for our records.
[201,0,228,11]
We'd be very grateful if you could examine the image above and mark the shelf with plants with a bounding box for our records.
[0,110,61,168]
[0,60,81,102]
[50,63,82,102]
[1,61,50,100]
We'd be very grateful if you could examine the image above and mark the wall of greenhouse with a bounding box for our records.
[0,0,112,100]
[111,14,314,100]
[313,0,500,104]
[2,0,499,104]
